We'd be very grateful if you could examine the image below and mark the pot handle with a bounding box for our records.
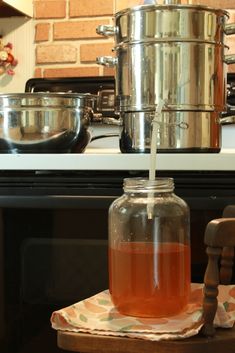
[96,56,117,67]
[224,55,235,65]
[92,114,122,126]
[224,23,235,64]
[220,116,235,124]
[220,105,235,125]
[96,25,117,37]
[102,117,122,126]
[224,23,235,35]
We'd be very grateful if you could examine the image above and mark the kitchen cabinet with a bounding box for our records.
[0,0,33,17]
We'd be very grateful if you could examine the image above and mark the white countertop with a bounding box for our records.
[0,148,234,171]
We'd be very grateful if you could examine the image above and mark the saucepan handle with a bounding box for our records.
[220,115,235,124]
[101,117,122,126]
[224,23,235,35]
[89,116,121,142]
[220,105,235,125]
[224,23,235,64]
[224,55,235,65]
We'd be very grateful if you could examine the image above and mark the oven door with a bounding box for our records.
[0,185,117,353]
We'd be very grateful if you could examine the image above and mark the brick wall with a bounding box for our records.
[34,0,235,78]
[34,0,115,77]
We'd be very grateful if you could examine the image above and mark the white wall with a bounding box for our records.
[0,17,35,93]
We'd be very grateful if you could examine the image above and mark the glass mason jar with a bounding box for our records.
[108,177,190,318]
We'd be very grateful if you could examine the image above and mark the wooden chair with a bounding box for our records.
[57,214,235,353]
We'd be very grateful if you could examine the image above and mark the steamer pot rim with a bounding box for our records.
[115,4,229,18]
[114,42,229,49]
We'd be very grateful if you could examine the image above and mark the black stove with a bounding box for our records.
[25,76,116,119]
[226,73,235,116]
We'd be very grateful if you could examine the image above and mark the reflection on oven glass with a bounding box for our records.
[3,207,109,353]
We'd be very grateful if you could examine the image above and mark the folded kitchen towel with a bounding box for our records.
[51,283,235,341]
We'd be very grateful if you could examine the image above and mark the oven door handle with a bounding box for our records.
[0,195,118,209]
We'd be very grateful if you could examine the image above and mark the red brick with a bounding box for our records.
[69,0,113,17]
[226,36,235,54]
[80,42,114,62]
[227,10,235,23]
[34,68,42,78]
[53,20,109,40]
[228,63,235,72]
[35,23,50,42]
[36,45,77,64]
[103,66,115,77]
[115,0,188,11]
[43,66,100,78]
[34,0,66,19]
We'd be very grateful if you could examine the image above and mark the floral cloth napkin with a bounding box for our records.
[51,283,235,341]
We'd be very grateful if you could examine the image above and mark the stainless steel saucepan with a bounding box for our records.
[0,92,97,153]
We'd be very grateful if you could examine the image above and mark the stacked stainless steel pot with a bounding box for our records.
[97,2,235,153]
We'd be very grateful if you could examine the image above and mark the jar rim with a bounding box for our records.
[123,177,174,192]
